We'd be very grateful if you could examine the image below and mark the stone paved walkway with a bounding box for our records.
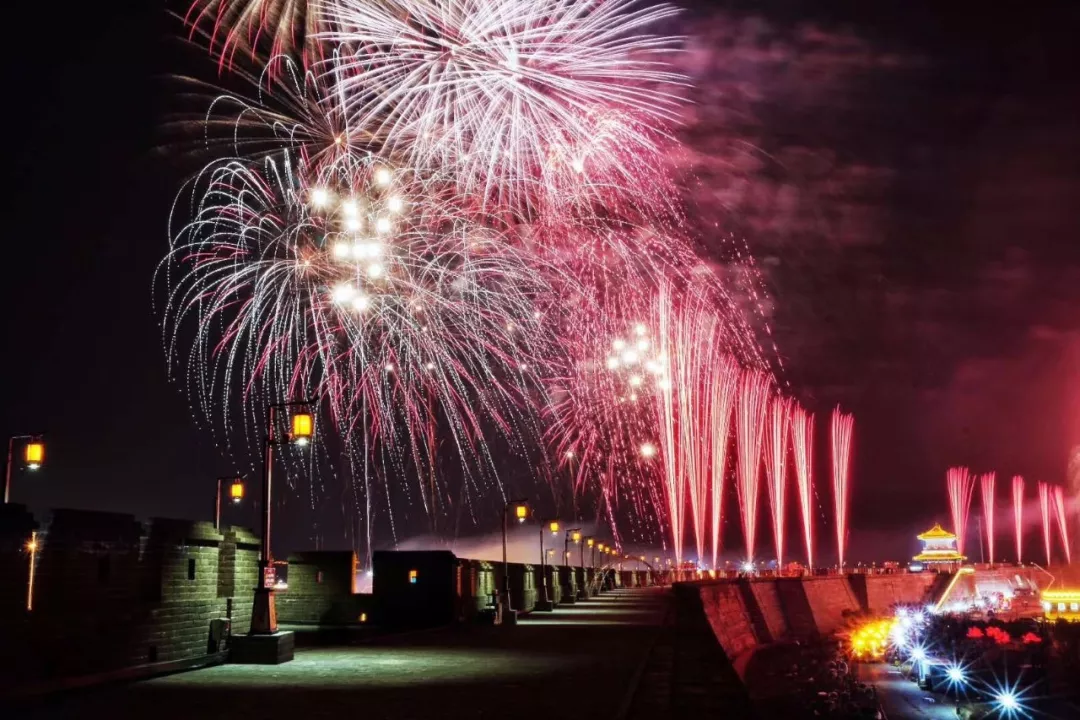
[26,587,669,720]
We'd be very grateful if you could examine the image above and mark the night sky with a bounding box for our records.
[3,1,1079,562]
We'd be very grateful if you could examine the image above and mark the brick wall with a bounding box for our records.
[0,509,258,693]
[275,551,368,625]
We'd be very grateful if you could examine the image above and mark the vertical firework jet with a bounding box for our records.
[1012,475,1024,563]
[765,397,792,567]
[980,472,996,564]
[947,467,975,558]
[829,408,854,570]
[709,360,739,569]
[790,406,815,569]
[736,372,771,563]
[1052,486,1072,564]
[1039,482,1052,565]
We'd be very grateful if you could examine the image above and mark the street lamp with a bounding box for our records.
[214,476,246,530]
[539,520,559,609]
[501,499,529,618]
[252,401,314,635]
[4,434,45,504]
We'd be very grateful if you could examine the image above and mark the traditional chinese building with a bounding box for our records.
[912,524,964,565]
[1041,589,1080,621]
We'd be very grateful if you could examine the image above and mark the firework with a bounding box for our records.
[185,0,321,68]
[1012,475,1024,563]
[979,472,995,563]
[1052,485,1071,564]
[736,371,770,563]
[830,408,854,570]
[709,358,739,569]
[791,405,815,569]
[947,467,974,558]
[158,149,561,533]
[318,0,685,215]
[1039,482,1052,564]
[765,397,792,567]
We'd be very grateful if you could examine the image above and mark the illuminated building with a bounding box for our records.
[912,524,964,566]
[1040,589,1080,621]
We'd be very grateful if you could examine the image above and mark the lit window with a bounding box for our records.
[1071,603,1079,612]
[1058,603,1067,612]
[409,569,418,585]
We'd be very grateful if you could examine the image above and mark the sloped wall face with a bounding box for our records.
[0,509,259,692]
[696,581,760,658]
[747,579,788,640]
[801,577,861,634]
[864,573,940,613]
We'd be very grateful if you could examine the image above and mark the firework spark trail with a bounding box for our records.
[829,408,854,570]
[185,0,322,70]
[736,371,770,563]
[980,472,996,563]
[765,397,791,567]
[947,467,974,558]
[709,359,738,569]
[1039,481,1052,564]
[1052,485,1072,564]
[1012,475,1024,563]
[790,405,815,569]
[319,0,686,215]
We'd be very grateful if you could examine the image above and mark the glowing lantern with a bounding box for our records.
[587,538,594,548]
[24,441,44,470]
[512,502,529,523]
[549,521,560,535]
[291,412,314,446]
[229,479,245,504]
[571,530,581,543]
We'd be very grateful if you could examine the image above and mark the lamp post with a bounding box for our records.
[563,528,581,601]
[537,520,557,613]
[215,476,246,530]
[251,401,314,635]
[501,499,529,618]
[4,435,45,505]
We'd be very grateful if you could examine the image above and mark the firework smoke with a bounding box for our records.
[829,408,854,570]
[791,405,815,569]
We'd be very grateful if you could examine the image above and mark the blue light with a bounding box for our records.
[946,666,964,684]
[996,691,1018,711]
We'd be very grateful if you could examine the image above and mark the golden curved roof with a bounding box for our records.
[917,523,956,541]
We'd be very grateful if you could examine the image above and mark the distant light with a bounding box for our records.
[375,217,392,234]
[911,647,926,662]
[518,363,528,371]
[612,338,626,351]
[311,187,330,207]
[634,323,647,336]
[914,611,926,624]
[366,263,384,279]
[385,364,395,372]
[426,362,435,370]
[565,451,574,459]
[628,375,643,387]
[387,196,404,212]
[375,168,392,186]
[571,158,584,173]
[353,241,382,260]
[24,441,44,470]
[605,357,619,370]
[946,667,965,684]
[621,350,639,364]
[741,561,755,573]
[332,284,356,303]
[896,608,909,619]
[341,199,359,216]
[345,216,362,232]
[333,242,352,259]
[639,442,657,459]
[408,569,418,584]
[352,294,370,311]
[996,692,1018,711]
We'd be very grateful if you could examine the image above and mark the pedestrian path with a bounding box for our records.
[27,588,670,720]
